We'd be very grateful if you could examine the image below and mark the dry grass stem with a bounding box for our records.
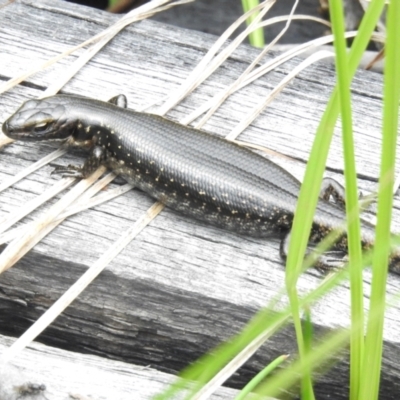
[194,0,303,129]
[0,1,195,361]
[240,31,382,87]
[182,30,357,126]
[0,0,193,96]
[192,318,286,399]
[233,139,294,158]
[0,166,106,274]
[0,135,13,148]
[40,0,195,97]
[151,0,276,115]
[62,183,135,218]
[0,184,134,246]
[0,178,74,235]
[72,171,117,201]
[0,148,68,193]
[2,0,374,373]
[0,201,164,364]
[227,50,335,140]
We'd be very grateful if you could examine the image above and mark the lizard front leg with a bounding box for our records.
[52,146,107,178]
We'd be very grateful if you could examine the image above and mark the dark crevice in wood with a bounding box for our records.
[1,1,400,397]
[17,80,47,91]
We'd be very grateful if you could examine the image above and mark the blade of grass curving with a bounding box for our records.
[360,0,400,398]
[329,1,364,398]
[227,50,335,141]
[138,10,278,114]
[153,308,291,400]
[182,29,367,127]
[154,266,349,400]
[0,201,164,364]
[191,321,285,400]
[234,354,288,400]
[255,328,351,398]
[284,0,387,398]
[154,1,275,116]
[143,14,330,118]
[195,0,301,130]
[256,281,400,398]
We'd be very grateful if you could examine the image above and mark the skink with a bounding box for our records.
[2,94,399,273]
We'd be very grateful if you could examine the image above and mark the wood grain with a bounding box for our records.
[0,334,238,399]
[0,0,400,398]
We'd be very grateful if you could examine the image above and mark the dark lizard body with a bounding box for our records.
[2,94,400,273]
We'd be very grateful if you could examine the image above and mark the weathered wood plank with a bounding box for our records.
[0,334,238,399]
[0,0,400,398]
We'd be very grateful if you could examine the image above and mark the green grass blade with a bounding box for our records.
[153,266,350,399]
[255,328,351,398]
[302,308,314,399]
[152,305,289,400]
[360,0,400,398]
[241,0,265,47]
[234,354,288,400]
[329,1,364,398]
[284,0,386,397]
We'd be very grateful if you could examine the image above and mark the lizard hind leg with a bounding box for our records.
[320,177,372,209]
[108,94,127,108]
[279,231,347,273]
[320,177,347,208]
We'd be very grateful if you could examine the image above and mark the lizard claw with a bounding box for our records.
[314,253,348,273]
[51,164,83,178]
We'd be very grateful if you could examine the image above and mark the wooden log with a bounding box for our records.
[0,334,238,399]
[0,0,400,398]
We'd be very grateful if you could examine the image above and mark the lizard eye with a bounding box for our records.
[33,122,49,133]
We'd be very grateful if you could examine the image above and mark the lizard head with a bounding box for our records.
[2,97,76,142]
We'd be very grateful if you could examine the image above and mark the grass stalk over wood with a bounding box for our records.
[233,354,288,400]
[155,1,394,399]
[284,0,386,397]
[241,0,265,47]
[359,0,400,398]
[153,270,345,400]
[329,1,364,398]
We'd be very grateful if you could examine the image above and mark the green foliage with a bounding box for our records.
[154,1,400,399]
[241,0,265,47]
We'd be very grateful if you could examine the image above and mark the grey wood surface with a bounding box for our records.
[0,0,399,398]
[150,0,328,44]
[0,334,238,399]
